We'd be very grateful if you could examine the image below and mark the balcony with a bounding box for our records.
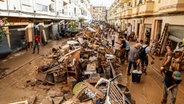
[132,6,139,17]
[139,1,154,16]
[119,10,125,18]
[124,8,132,18]
[159,0,184,13]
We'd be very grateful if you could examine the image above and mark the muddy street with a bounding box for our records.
[0,39,72,104]
[0,38,184,104]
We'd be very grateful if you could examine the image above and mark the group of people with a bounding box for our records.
[31,21,182,104]
[126,40,154,75]
[99,24,153,75]
[101,23,182,104]
[160,44,182,104]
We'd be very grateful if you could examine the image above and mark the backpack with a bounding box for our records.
[138,46,148,59]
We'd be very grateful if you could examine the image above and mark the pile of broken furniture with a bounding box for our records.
[34,26,135,104]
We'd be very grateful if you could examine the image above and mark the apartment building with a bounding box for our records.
[92,6,107,22]
[0,0,91,54]
[108,0,184,52]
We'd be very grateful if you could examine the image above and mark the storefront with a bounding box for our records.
[9,26,27,51]
[167,25,184,50]
[0,35,11,58]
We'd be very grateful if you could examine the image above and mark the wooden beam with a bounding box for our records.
[9,100,28,104]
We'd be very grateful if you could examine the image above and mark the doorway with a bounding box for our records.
[137,23,140,39]
[155,20,162,41]
[144,24,152,44]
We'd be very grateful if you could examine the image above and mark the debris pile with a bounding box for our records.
[20,26,135,104]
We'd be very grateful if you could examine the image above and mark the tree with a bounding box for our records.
[70,21,77,32]
[0,18,8,45]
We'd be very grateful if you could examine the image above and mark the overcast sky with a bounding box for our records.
[90,0,114,7]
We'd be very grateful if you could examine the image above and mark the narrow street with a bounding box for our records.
[0,37,183,104]
[0,0,184,103]
[0,39,71,104]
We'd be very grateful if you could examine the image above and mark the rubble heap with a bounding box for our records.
[22,26,135,104]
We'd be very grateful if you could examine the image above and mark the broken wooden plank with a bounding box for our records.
[9,100,28,104]
[58,48,81,62]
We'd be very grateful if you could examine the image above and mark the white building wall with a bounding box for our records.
[0,0,91,21]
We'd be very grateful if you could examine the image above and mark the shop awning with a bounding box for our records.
[169,35,182,43]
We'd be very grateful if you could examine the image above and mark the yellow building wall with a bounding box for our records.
[143,15,184,42]
[26,24,33,42]
[162,15,184,25]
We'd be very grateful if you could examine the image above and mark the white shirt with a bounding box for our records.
[142,45,151,54]
[127,26,132,36]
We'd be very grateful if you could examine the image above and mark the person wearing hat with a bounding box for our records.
[160,67,182,104]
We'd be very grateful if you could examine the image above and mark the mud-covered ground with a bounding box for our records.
[0,37,184,104]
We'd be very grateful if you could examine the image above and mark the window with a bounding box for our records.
[49,3,55,12]
[36,3,48,12]
[158,0,161,3]
[138,0,143,5]
[74,8,76,15]
[22,0,31,5]
[62,9,64,14]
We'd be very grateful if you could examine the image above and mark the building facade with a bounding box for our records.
[0,0,91,54]
[92,6,107,22]
[108,0,184,52]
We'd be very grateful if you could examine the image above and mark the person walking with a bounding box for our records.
[163,44,173,70]
[127,43,141,75]
[126,23,132,41]
[117,26,121,35]
[111,31,115,47]
[124,37,130,62]
[33,32,41,54]
[139,41,155,74]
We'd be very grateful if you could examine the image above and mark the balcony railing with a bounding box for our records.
[159,0,184,13]
[119,10,125,18]
[132,6,139,17]
[139,1,154,16]
[124,8,132,18]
